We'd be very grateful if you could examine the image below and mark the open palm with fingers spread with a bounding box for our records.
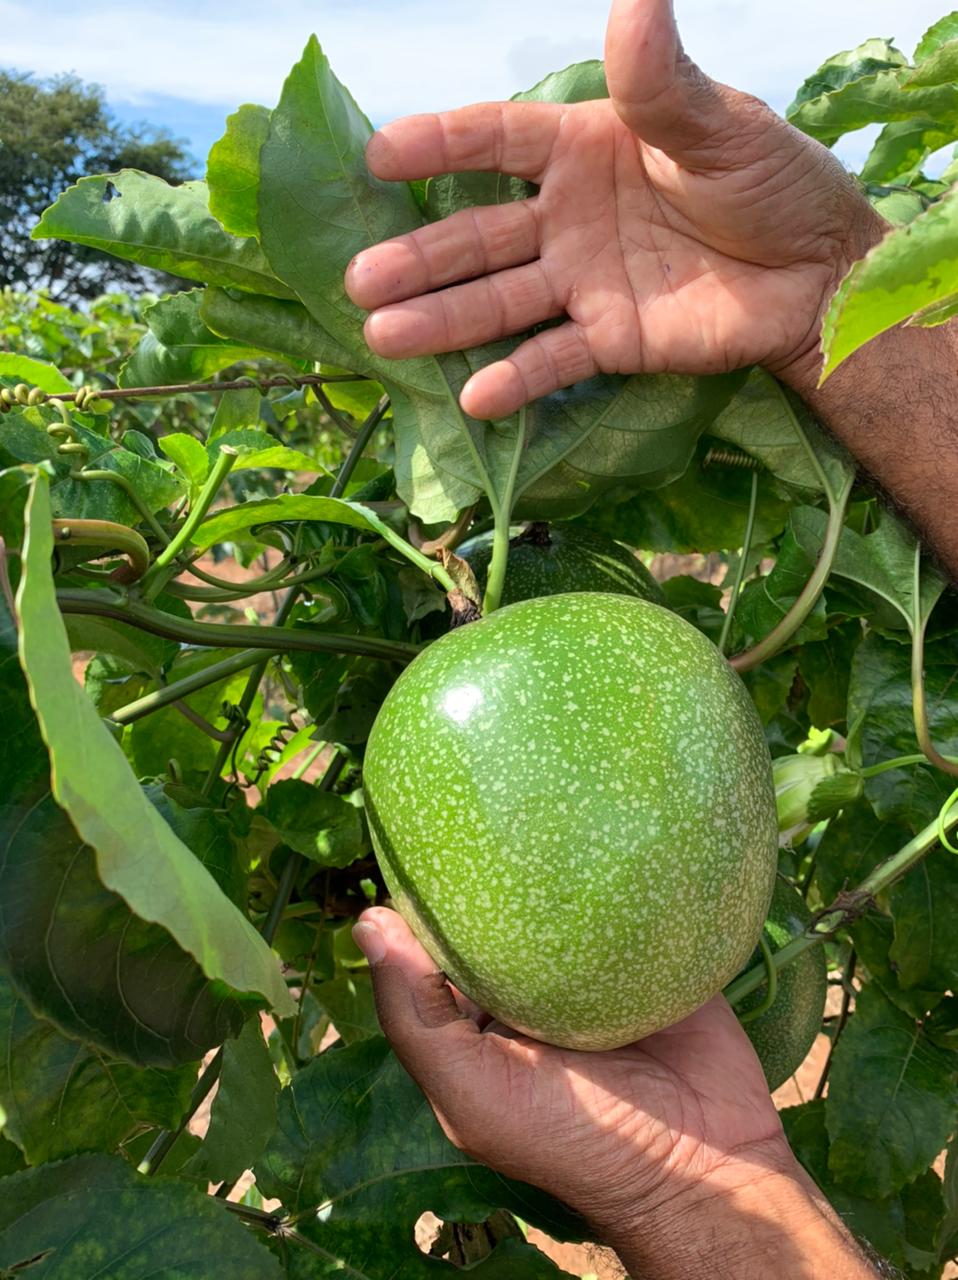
[344,0,877,423]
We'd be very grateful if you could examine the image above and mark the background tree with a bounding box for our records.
[0,70,195,302]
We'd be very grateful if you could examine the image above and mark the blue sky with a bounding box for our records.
[3,0,953,171]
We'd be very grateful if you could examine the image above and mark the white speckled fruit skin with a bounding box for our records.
[364,593,778,1050]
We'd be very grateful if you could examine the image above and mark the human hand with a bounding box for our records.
[353,906,787,1231]
[353,908,879,1277]
[344,0,881,422]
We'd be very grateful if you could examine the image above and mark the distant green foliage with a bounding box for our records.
[0,71,194,302]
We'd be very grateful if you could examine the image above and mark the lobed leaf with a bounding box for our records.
[191,491,406,555]
[181,1017,279,1184]
[825,983,958,1198]
[708,369,853,499]
[0,782,249,1067]
[128,647,264,780]
[313,974,380,1043]
[906,39,958,89]
[262,777,368,868]
[0,619,253,1072]
[821,191,958,378]
[201,285,359,372]
[119,289,276,388]
[0,354,72,393]
[782,1099,944,1270]
[207,104,272,240]
[258,37,423,369]
[159,430,210,493]
[860,116,958,184]
[33,171,295,299]
[813,801,912,904]
[788,38,958,146]
[890,848,958,993]
[209,427,333,476]
[0,409,183,524]
[916,13,958,62]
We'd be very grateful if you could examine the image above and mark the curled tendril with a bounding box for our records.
[74,385,110,413]
[255,718,303,779]
[1,382,49,412]
[736,934,779,1025]
[234,374,269,396]
[937,785,958,855]
[47,405,90,474]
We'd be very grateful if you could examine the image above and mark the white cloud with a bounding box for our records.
[2,0,949,131]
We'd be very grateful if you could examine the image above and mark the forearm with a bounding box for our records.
[595,1149,879,1280]
[780,207,958,581]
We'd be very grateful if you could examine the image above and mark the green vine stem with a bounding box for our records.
[172,699,235,742]
[56,589,420,663]
[482,409,526,616]
[163,562,338,604]
[725,797,958,1008]
[330,395,389,498]
[139,1049,224,1175]
[735,933,777,1024]
[110,649,272,726]
[729,472,853,673]
[141,447,239,600]
[911,549,958,778]
[860,752,958,778]
[718,469,759,657]
[939,785,958,854]
[181,555,294,593]
[51,518,150,583]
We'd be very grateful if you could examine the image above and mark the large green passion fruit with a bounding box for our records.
[364,593,778,1050]
[737,877,828,1091]
[458,522,665,607]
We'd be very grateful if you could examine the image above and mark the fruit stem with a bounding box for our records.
[718,469,759,656]
[735,933,778,1024]
[482,409,526,616]
[724,798,958,1007]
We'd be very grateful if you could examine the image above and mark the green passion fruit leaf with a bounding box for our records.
[458,522,666,609]
[364,593,778,1050]
[736,877,828,1091]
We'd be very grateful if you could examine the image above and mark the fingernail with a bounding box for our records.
[352,920,386,966]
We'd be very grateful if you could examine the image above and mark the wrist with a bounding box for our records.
[593,1137,877,1280]
[772,197,887,400]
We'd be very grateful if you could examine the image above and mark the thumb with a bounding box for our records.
[352,907,483,1098]
[605,0,733,163]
